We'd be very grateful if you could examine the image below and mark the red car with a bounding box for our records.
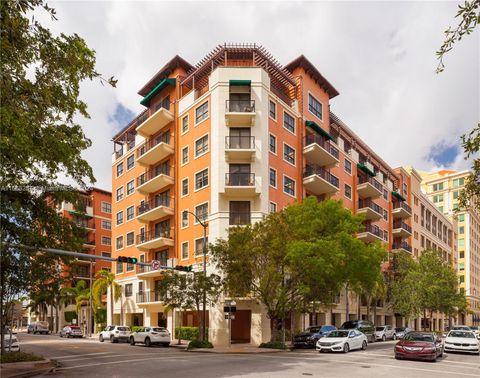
[394,332,443,362]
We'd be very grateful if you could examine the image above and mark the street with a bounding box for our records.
[13,333,479,378]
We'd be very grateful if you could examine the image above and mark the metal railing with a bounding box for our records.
[229,212,251,225]
[137,132,171,157]
[137,196,172,216]
[136,291,164,303]
[136,229,172,245]
[303,164,339,188]
[304,134,339,159]
[225,136,255,149]
[137,165,172,186]
[83,239,95,246]
[358,199,383,215]
[362,224,382,238]
[74,219,95,229]
[225,173,255,186]
[393,241,412,252]
[392,200,412,214]
[226,100,255,112]
[358,174,383,192]
[393,221,412,233]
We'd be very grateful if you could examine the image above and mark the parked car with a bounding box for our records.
[293,325,336,348]
[316,329,368,353]
[468,326,480,338]
[444,330,480,355]
[394,327,412,339]
[31,321,50,335]
[1,334,20,352]
[129,327,170,347]
[27,324,35,334]
[375,325,396,341]
[394,332,443,362]
[99,325,131,343]
[340,320,375,343]
[59,325,83,338]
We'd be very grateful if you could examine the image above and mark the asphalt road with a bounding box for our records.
[16,333,480,378]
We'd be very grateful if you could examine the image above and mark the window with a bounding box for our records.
[403,183,408,196]
[195,203,208,223]
[459,275,464,283]
[269,100,276,119]
[182,146,189,165]
[182,115,189,133]
[101,252,111,258]
[116,162,124,177]
[126,180,134,196]
[126,155,135,170]
[116,187,124,201]
[125,284,133,297]
[459,239,465,247]
[459,226,465,234]
[195,135,209,157]
[383,189,388,200]
[195,101,208,123]
[283,144,295,165]
[182,210,188,228]
[269,202,277,214]
[460,251,465,259]
[453,178,465,187]
[453,203,459,210]
[432,182,444,191]
[116,236,124,250]
[101,202,112,214]
[283,112,295,134]
[458,214,465,222]
[182,178,189,196]
[269,168,276,187]
[453,191,459,199]
[344,160,352,175]
[126,232,134,247]
[345,184,352,199]
[433,194,444,203]
[229,201,250,225]
[383,230,388,242]
[116,262,123,274]
[116,211,123,225]
[101,236,111,246]
[195,237,208,256]
[126,206,134,221]
[101,220,111,230]
[182,242,189,259]
[459,262,465,271]
[383,209,388,221]
[308,93,323,120]
[284,176,295,196]
[269,134,276,153]
[195,169,208,190]
[438,206,443,213]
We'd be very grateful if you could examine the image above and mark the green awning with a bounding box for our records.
[229,80,251,85]
[68,210,93,218]
[357,163,376,177]
[305,120,334,141]
[140,78,176,107]
[392,191,406,202]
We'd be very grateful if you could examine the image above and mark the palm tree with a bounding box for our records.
[92,270,121,325]
[60,280,91,329]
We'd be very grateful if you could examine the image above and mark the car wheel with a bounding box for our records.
[110,335,115,343]
[361,341,367,350]
[393,334,396,340]
[395,354,401,360]
[382,335,386,342]
[99,335,104,342]
[130,337,135,346]
[343,343,350,353]
[145,337,151,347]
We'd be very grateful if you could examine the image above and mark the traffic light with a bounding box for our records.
[117,256,138,264]
[174,265,193,272]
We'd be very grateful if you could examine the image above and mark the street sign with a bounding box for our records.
[224,306,237,313]
[151,260,160,270]
[225,314,235,320]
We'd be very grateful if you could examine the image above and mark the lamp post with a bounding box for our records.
[187,210,208,342]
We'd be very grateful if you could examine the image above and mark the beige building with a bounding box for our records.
[420,170,480,326]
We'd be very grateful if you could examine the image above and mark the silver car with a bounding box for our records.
[59,325,83,338]
[375,325,396,341]
[99,325,131,343]
[129,327,170,347]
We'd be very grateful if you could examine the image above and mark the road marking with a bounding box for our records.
[52,352,113,359]
[58,354,128,362]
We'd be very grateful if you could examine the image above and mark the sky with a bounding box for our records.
[37,1,479,190]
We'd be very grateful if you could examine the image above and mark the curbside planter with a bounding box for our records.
[0,358,55,378]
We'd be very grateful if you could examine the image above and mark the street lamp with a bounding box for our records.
[186,210,208,342]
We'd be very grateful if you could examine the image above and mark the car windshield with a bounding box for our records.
[308,327,321,333]
[341,321,358,329]
[449,331,475,338]
[452,326,470,331]
[70,326,80,329]
[118,327,129,331]
[403,333,434,342]
[327,330,349,338]
[375,327,385,331]
[152,327,166,332]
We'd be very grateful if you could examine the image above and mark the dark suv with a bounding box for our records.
[340,320,375,343]
[293,325,337,348]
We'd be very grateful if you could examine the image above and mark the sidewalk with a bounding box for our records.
[171,340,289,354]
[0,359,55,378]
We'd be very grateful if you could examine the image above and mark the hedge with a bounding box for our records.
[1,352,44,364]
[175,327,209,341]
[131,326,143,333]
[259,341,288,350]
[187,339,213,349]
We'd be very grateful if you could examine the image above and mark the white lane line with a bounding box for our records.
[52,352,113,359]
[58,354,128,363]
[57,356,196,370]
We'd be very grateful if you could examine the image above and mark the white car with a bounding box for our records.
[99,325,131,343]
[375,325,396,341]
[2,334,20,352]
[316,329,368,353]
[129,327,170,347]
[444,330,480,355]
[469,326,480,338]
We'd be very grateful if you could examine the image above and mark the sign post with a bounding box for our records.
[224,300,236,347]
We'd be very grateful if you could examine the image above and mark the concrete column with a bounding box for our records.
[209,299,229,346]
[251,302,271,346]
[324,311,332,326]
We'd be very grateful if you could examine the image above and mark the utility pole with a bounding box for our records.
[89,260,93,337]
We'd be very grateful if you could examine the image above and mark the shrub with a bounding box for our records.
[64,311,77,323]
[175,327,208,341]
[131,326,143,333]
[259,341,288,349]
[0,352,44,364]
[187,339,213,349]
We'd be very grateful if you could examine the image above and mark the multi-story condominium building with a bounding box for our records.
[110,44,455,345]
[420,170,480,326]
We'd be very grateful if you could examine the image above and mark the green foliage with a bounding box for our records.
[92,270,121,325]
[187,339,213,349]
[458,124,480,211]
[64,311,77,323]
[0,352,44,363]
[175,327,209,341]
[259,341,288,350]
[60,280,90,314]
[131,326,143,333]
[94,308,106,325]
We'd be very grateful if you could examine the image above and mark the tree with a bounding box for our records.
[0,0,114,352]
[458,124,480,211]
[92,270,121,326]
[60,280,91,330]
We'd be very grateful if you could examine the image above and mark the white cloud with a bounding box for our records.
[39,1,478,189]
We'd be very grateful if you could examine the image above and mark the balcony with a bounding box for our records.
[136,165,174,194]
[136,291,164,305]
[225,100,256,126]
[357,224,384,243]
[357,199,383,221]
[392,201,412,219]
[74,218,95,231]
[225,136,255,162]
[136,197,174,223]
[392,241,412,253]
[223,173,258,196]
[82,239,95,249]
[357,175,383,199]
[136,106,174,138]
[303,165,339,196]
[136,133,173,166]
[392,220,412,238]
[136,230,174,251]
[303,134,339,168]
[229,212,251,226]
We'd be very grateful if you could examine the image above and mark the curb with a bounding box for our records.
[0,359,55,378]
[185,348,290,354]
